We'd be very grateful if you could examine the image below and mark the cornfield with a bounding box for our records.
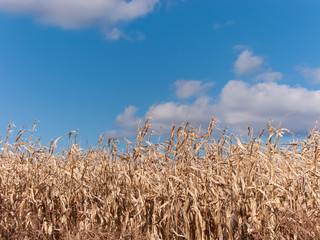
[1,118,320,239]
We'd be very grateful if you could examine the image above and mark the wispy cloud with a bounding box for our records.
[104,27,129,41]
[213,21,235,30]
[104,29,146,41]
[297,66,320,84]
[0,0,159,38]
[253,72,283,82]
[166,0,186,8]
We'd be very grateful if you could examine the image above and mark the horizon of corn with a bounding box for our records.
[1,118,320,239]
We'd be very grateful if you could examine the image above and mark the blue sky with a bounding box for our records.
[1,0,320,146]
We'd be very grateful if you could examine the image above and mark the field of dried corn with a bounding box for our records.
[1,119,320,240]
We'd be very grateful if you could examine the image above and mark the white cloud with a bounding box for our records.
[219,80,320,132]
[174,80,214,99]
[213,21,235,30]
[104,96,216,138]
[298,67,320,84]
[104,80,320,138]
[103,105,140,137]
[253,72,283,82]
[234,49,264,76]
[115,105,140,129]
[234,49,283,83]
[147,96,214,130]
[0,0,159,29]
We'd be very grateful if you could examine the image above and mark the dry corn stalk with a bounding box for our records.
[0,120,320,239]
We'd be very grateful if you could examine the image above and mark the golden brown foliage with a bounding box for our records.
[1,119,320,239]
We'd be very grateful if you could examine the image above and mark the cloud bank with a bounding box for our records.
[104,49,320,138]
[104,79,320,138]
[0,0,159,39]
[219,80,320,132]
